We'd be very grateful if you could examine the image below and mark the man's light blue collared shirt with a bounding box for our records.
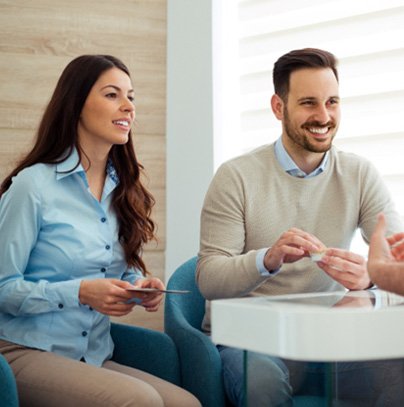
[0,149,143,366]
[256,138,329,275]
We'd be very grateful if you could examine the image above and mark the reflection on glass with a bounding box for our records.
[263,290,404,309]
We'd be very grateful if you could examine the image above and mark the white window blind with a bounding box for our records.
[213,0,404,254]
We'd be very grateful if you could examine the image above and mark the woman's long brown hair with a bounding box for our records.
[0,55,155,275]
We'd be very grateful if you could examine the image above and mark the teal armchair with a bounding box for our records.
[164,257,329,407]
[110,322,180,385]
[0,354,18,407]
[1,322,180,406]
[164,257,227,407]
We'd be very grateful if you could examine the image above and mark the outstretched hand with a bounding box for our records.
[368,213,404,295]
[368,213,395,266]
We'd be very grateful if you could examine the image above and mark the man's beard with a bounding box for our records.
[283,107,337,153]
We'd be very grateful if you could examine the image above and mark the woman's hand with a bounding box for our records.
[79,278,137,316]
[132,277,165,312]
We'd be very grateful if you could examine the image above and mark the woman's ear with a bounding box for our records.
[271,94,284,120]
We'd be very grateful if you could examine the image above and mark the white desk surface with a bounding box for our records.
[211,290,404,361]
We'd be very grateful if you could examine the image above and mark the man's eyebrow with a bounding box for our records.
[297,96,340,102]
[297,96,317,102]
[101,84,134,93]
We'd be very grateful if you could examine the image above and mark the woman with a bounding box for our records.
[368,212,404,295]
[0,55,200,407]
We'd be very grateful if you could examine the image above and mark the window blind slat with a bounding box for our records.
[240,1,404,39]
[214,0,404,222]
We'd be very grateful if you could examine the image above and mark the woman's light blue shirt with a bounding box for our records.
[0,149,143,366]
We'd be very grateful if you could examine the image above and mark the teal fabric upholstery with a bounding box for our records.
[164,257,227,407]
[164,257,330,407]
[110,322,180,385]
[294,396,328,406]
[0,354,18,407]
[0,323,180,406]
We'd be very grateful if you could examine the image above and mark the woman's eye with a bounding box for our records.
[128,95,135,102]
[106,93,117,99]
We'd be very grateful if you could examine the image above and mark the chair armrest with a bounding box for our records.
[110,322,180,385]
[165,311,226,406]
[0,354,18,407]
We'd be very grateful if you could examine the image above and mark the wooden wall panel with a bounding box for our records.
[0,0,166,331]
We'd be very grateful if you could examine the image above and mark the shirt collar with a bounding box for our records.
[55,148,119,187]
[106,159,119,185]
[103,158,120,198]
[274,137,329,178]
[56,148,84,180]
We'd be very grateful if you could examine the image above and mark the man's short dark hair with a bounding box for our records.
[273,48,339,100]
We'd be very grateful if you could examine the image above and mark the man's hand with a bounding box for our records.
[264,228,324,271]
[317,248,370,290]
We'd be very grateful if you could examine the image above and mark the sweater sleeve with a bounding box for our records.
[197,162,269,300]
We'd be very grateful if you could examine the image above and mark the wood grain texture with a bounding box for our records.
[0,0,166,331]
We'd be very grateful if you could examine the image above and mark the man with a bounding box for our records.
[197,48,403,406]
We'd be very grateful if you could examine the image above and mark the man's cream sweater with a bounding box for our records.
[197,143,402,332]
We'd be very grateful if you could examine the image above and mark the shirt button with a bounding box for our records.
[82,331,88,337]
[101,217,106,223]
[58,303,64,309]
[105,245,110,250]
[100,267,106,273]
[89,307,93,311]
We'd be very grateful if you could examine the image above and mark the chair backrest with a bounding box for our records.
[165,256,228,407]
[166,256,205,330]
[165,258,324,406]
